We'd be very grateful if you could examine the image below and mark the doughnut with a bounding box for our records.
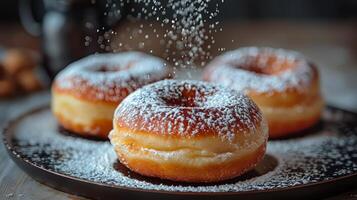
[52,52,172,139]
[203,47,324,138]
[2,49,37,75]
[110,80,268,182]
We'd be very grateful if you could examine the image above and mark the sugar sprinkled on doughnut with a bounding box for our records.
[205,47,315,93]
[54,52,171,103]
[114,80,263,141]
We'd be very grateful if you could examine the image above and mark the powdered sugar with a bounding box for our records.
[54,52,171,102]
[7,106,357,193]
[98,0,224,68]
[114,80,263,141]
[204,47,315,93]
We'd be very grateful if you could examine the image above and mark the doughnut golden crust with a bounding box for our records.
[52,52,172,138]
[110,80,268,182]
[203,47,324,138]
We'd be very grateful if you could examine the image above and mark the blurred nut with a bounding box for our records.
[16,70,42,93]
[2,49,37,75]
[0,78,15,97]
[0,63,6,78]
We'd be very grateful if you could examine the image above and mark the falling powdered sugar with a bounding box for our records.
[97,0,224,68]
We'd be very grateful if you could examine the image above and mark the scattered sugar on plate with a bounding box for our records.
[9,106,357,193]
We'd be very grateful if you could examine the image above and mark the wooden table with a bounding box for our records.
[1,21,357,199]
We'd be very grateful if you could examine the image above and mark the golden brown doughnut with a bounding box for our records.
[110,80,268,182]
[2,49,37,75]
[203,47,324,138]
[52,52,172,139]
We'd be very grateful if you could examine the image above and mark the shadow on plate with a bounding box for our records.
[113,154,278,186]
[58,126,109,142]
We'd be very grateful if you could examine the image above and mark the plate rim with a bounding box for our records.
[3,105,357,197]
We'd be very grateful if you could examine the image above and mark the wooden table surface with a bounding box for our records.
[1,21,357,200]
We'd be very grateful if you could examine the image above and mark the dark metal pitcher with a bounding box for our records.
[19,0,125,79]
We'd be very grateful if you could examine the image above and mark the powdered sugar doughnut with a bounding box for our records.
[52,52,172,139]
[110,80,268,182]
[203,47,324,138]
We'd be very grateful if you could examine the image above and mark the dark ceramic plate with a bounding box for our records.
[3,105,357,200]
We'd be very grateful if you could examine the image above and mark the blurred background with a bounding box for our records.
[1,0,357,21]
[0,0,356,110]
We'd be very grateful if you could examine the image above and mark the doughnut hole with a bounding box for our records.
[93,62,134,73]
[161,86,211,108]
[229,54,299,76]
